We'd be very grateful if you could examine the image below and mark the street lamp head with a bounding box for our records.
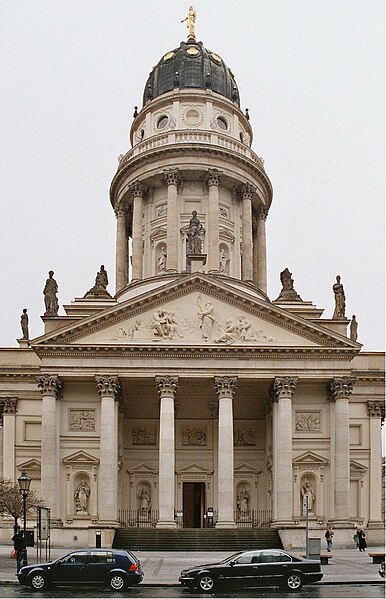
[18,470,31,495]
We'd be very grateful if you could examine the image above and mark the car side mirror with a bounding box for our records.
[229,560,235,567]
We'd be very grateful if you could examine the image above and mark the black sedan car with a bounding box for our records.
[179,549,323,593]
[18,548,143,591]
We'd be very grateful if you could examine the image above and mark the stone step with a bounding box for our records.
[113,528,283,552]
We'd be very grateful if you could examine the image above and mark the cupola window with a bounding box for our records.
[157,115,169,130]
[216,116,228,131]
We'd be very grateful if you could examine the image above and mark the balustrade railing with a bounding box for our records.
[118,509,158,528]
[118,508,271,528]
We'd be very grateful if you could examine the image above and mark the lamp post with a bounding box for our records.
[18,470,31,566]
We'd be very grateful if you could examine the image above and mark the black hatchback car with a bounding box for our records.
[18,548,143,591]
[179,549,323,593]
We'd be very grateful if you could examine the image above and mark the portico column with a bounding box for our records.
[38,376,62,521]
[367,401,385,526]
[129,181,145,281]
[206,169,221,272]
[272,377,297,524]
[115,206,128,292]
[255,206,268,294]
[240,183,255,282]
[1,398,17,480]
[96,376,121,524]
[164,169,181,273]
[214,376,237,528]
[329,377,355,523]
[156,375,179,528]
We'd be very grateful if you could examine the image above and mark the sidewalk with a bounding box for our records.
[0,544,384,586]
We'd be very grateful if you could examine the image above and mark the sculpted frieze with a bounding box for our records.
[80,292,313,346]
[295,412,321,432]
[69,409,96,432]
[182,427,207,446]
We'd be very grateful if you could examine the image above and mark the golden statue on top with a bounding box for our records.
[181,5,196,40]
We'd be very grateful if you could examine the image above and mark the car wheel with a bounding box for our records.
[282,572,303,592]
[197,573,216,593]
[29,573,48,591]
[109,573,127,591]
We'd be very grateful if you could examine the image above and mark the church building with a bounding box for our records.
[0,12,384,549]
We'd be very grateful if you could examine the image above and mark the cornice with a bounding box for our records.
[32,345,357,360]
[110,144,273,208]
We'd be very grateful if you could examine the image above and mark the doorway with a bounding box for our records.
[183,482,205,528]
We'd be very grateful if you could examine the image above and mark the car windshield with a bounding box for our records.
[220,552,243,564]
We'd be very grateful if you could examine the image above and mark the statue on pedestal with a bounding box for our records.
[20,309,29,339]
[43,271,59,316]
[187,210,203,254]
[332,275,346,319]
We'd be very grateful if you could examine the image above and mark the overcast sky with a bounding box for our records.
[0,0,384,351]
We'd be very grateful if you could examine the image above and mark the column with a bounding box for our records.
[96,376,121,525]
[240,183,255,282]
[1,398,17,480]
[156,376,179,527]
[272,377,297,524]
[255,206,268,294]
[129,181,145,281]
[367,401,385,526]
[206,169,221,272]
[115,206,128,292]
[214,376,237,528]
[38,376,62,521]
[329,377,355,523]
[164,169,181,272]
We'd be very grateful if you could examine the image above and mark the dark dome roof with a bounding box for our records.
[143,40,240,107]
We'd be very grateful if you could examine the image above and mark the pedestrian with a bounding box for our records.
[353,530,360,549]
[325,526,334,552]
[12,529,26,572]
[358,528,367,552]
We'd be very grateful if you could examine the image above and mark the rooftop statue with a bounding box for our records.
[181,5,196,40]
[332,275,346,319]
[43,270,59,316]
[20,308,29,340]
[275,268,302,301]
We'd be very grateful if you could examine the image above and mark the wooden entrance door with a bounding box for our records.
[183,482,205,528]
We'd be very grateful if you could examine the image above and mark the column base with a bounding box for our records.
[156,520,177,529]
[216,521,237,529]
[97,520,120,528]
[367,520,384,529]
[270,519,296,528]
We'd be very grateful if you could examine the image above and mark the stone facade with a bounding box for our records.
[0,33,384,549]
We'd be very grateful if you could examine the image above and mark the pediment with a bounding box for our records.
[293,451,329,466]
[32,273,358,353]
[128,463,158,475]
[17,459,41,479]
[234,463,262,474]
[350,459,368,472]
[177,463,213,474]
[62,451,99,465]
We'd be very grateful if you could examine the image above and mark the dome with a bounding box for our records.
[143,40,240,107]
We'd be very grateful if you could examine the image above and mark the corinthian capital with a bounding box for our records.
[96,376,121,399]
[239,182,256,201]
[129,180,146,197]
[214,376,237,399]
[272,377,298,400]
[206,169,221,187]
[155,376,179,398]
[256,205,269,221]
[37,375,62,397]
[0,397,17,415]
[329,377,355,401]
[367,400,385,422]
[163,168,181,186]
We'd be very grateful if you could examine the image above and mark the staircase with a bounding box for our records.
[113,527,282,552]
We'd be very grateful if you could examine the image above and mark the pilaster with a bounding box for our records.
[129,181,145,281]
[1,398,17,480]
[164,169,181,273]
[156,375,179,528]
[206,169,221,272]
[96,376,121,525]
[367,401,385,526]
[272,377,297,524]
[328,377,355,524]
[214,376,237,527]
[38,375,62,522]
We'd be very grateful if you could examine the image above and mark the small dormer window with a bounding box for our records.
[216,116,228,131]
[157,115,169,130]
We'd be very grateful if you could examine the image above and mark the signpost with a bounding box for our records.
[302,495,309,557]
